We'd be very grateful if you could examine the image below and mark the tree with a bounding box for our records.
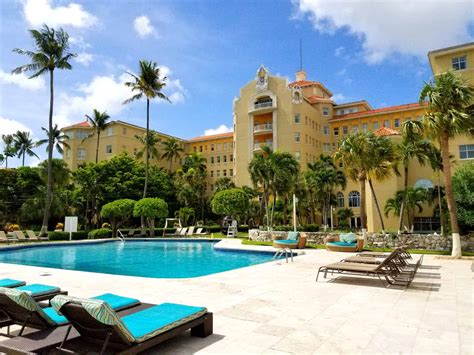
[336,208,354,229]
[101,199,136,238]
[248,147,273,226]
[214,177,236,192]
[36,124,70,154]
[134,132,161,161]
[123,60,170,199]
[13,131,39,166]
[161,138,184,172]
[133,198,168,237]
[85,109,110,163]
[452,162,474,231]
[385,187,428,232]
[2,134,16,168]
[211,188,250,219]
[12,24,76,235]
[420,71,474,258]
[176,207,195,226]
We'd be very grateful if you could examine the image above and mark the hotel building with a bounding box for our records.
[62,42,474,232]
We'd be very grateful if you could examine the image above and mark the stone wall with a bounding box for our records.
[248,229,474,251]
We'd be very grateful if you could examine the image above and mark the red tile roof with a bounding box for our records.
[306,95,333,104]
[189,132,233,142]
[374,127,401,137]
[288,80,321,88]
[331,102,426,121]
[62,120,91,130]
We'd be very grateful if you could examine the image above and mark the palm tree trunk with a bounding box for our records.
[369,179,385,232]
[40,69,54,236]
[437,172,444,235]
[283,194,288,225]
[5,156,7,169]
[22,151,25,167]
[398,165,408,234]
[95,131,100,163]
[169,159,172,173]
[440,134,461,258]
[141,98,150,235]
[359,176,367,230]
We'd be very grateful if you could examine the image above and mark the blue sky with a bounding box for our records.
[0,0,473,167]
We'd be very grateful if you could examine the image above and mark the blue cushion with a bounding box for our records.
[122,303,206,341]
[287,232,299,241]
[327,241,356,247]
[0,278,25,288]
[274,240,298,245]
[16,284,60,296]
[43,307,68,325]
[93,293,140,311]
[340,233,357,243]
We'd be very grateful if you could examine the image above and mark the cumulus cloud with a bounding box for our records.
[203,125,233,136]
[159,65,188,104]
[0,117,33,135]
[0,69,45,91]
[75,52,94,66]
[296,0,474,64]
[331,93,346,103]
[134,15,156,37]
[23,0,97,28]
[70,35,91,49]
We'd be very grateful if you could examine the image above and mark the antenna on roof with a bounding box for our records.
[299,38,303,71]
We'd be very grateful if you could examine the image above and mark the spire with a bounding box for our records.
[299,38,303,71]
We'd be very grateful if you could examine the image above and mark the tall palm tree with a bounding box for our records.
[161,138,184,172]
[420,71,474,258]
[85,109,110,163]
[134,132,161,160]
[36,124,70,154]
[12,25,76,235]
[1,134,16,168]
[385,187,428,232]
[123,60,170,199]
[13,131,39,166]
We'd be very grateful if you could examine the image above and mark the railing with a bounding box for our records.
[254,101,273,109]
[253,123,273,132]
[254,142,273,150]
[117,229,126,242]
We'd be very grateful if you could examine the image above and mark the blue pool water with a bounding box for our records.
[0,240,277,278]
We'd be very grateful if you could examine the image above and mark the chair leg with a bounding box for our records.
[100,332,112,355]
[191,314,213,338]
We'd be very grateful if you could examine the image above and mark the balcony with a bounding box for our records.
[253,141,273,151]
[248,97,277,114]
[253,123,273,135]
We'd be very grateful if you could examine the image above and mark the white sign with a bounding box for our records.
[64,216,78,240]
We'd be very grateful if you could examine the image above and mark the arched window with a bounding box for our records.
[337,192,344,208]
[348,191,360,207]
[414,179,434,189]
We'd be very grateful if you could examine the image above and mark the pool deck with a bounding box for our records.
[0,238,472,354]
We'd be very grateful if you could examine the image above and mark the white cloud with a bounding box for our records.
[296,0,474,64]
[331,93,346,103]
[203,125,233,136]
[134,15,156,38]
[23,0,97,28]
[0,69,45,91]
[158,65,188,104]
[75,53,94,66]
[334,46,345,57]
[70,35,91,49]
[0,117,33,135]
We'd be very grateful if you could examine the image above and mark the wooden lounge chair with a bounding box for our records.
[52,295,213,354]
[26,230,48,241]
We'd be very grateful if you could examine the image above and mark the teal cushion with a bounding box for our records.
[42,307,68,325]
[274,240,298,245]
[122,303,206,342]
[0,278,25,288]
[327,241,356,247]
[340,233,357,243]
[287,232,299,241]
[16,284,60,296]
[92,293,140,311]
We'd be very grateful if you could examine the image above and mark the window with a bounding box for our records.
[352,125,358,133]
[216,170,220,177]
[294,132,301,142]
[414,179,434,189]
[133,148,138,155]
[223,169,227,177]
[323,126,329,135]
[294,151,300,161]
[107,127,113,136]
[294,114,301,124]
[348,191,361,207]
[223,143,227,150]
[217,143,221,151]
[211,144,214,151]
[373,122,379,130]
[193,147,197,152]
[217,156,221,163]
[322,107,329,116]
[122,127,127,135]
[323,143,331,152]
[333,127,339,136]
[342,126,349,135]
[210,171,214,178]
[230,169,233,176]
[459,144,474,159]
[452,56,467,71]
[394,119,400,128]
[383,120,390,128]
[362,123,368,132]
[210,184,214,191]
[77,148,86,160]
[75,130,89,140]
[199,146,203,152]
[337,192,344,208]
[223,155,227,163]
[211,156,215,164]
[230,154,234,162]
[106,145,112,154]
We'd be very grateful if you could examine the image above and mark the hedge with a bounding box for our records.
[88,228,112,239]
[47,231,90,241]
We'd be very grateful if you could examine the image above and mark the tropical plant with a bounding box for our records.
[101,199,136,238]
[133,198,168,237]
[13,131,39,166]
[420,71,474,258]
[248,146,273,226]
[384,187,428,232]
[123,60,170,199]
[12,24,76,235]
[214,177,236,192]
[176,207,195,226]
[36,124,70,154]
[161,137,184,172]
[85,109,110,163]
[336,208,354,229]
[452,162,474,231]
[134,132,161,160]
[211,188,250,219]
[1,134,16,168]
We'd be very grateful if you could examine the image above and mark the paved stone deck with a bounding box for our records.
[0,239,472,354]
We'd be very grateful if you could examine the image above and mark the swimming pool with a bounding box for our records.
[0,240,278,278]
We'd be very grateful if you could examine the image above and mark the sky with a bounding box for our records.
[0,0,473,167]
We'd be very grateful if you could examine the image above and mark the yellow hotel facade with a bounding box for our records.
[62,43,474,232]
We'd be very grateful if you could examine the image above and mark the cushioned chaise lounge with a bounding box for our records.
[0,279,66,301]
[52,295,213,354]
[0,287,139,336]
[0,278,26,288]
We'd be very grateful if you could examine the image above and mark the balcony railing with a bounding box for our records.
[254,142,273,151]
[254,101,273,109]
[248,98,277,113]
[253,123,273,133]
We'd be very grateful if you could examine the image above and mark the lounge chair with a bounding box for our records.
[0,280,67,302]
[0,231,10,243]
[273,232,299,263]
[13,231,29,242]
[52,295,213,354]
[179,227,188,236]
[187,226,195,236]
[26,230,49,241]
[174,227,183,235]
[0,288,140,337]
[195,228,208,236]
[0,278,26,288]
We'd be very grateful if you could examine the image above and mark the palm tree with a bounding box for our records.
[36,124,70,154]
[385,187,428,232]
[134,132,161,160]
[178,152,208,219]
[334,132,372,231]
[123,60,170,199]
[420,71,474,258]
[13,131,39,166]
[85,109,110,163]
[1,134,16,168]
[161,138,184,172]
[12,25,76,235]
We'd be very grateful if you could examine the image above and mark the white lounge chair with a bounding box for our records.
[179,227,188,236]
[187,226,195,236]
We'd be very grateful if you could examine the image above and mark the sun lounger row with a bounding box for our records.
[316,247,423,288]
[126,226,209,238]
[0,278,212,354]
[0,230,48,243]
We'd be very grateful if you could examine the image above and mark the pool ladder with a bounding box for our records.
[117,230,126,242]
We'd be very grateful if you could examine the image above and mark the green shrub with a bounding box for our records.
[48,231,69,241]
[211,188,249,217]
[72,231,89,240]
[133,198,168,237]
[301,224,319,232]
[88,228,112,239]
